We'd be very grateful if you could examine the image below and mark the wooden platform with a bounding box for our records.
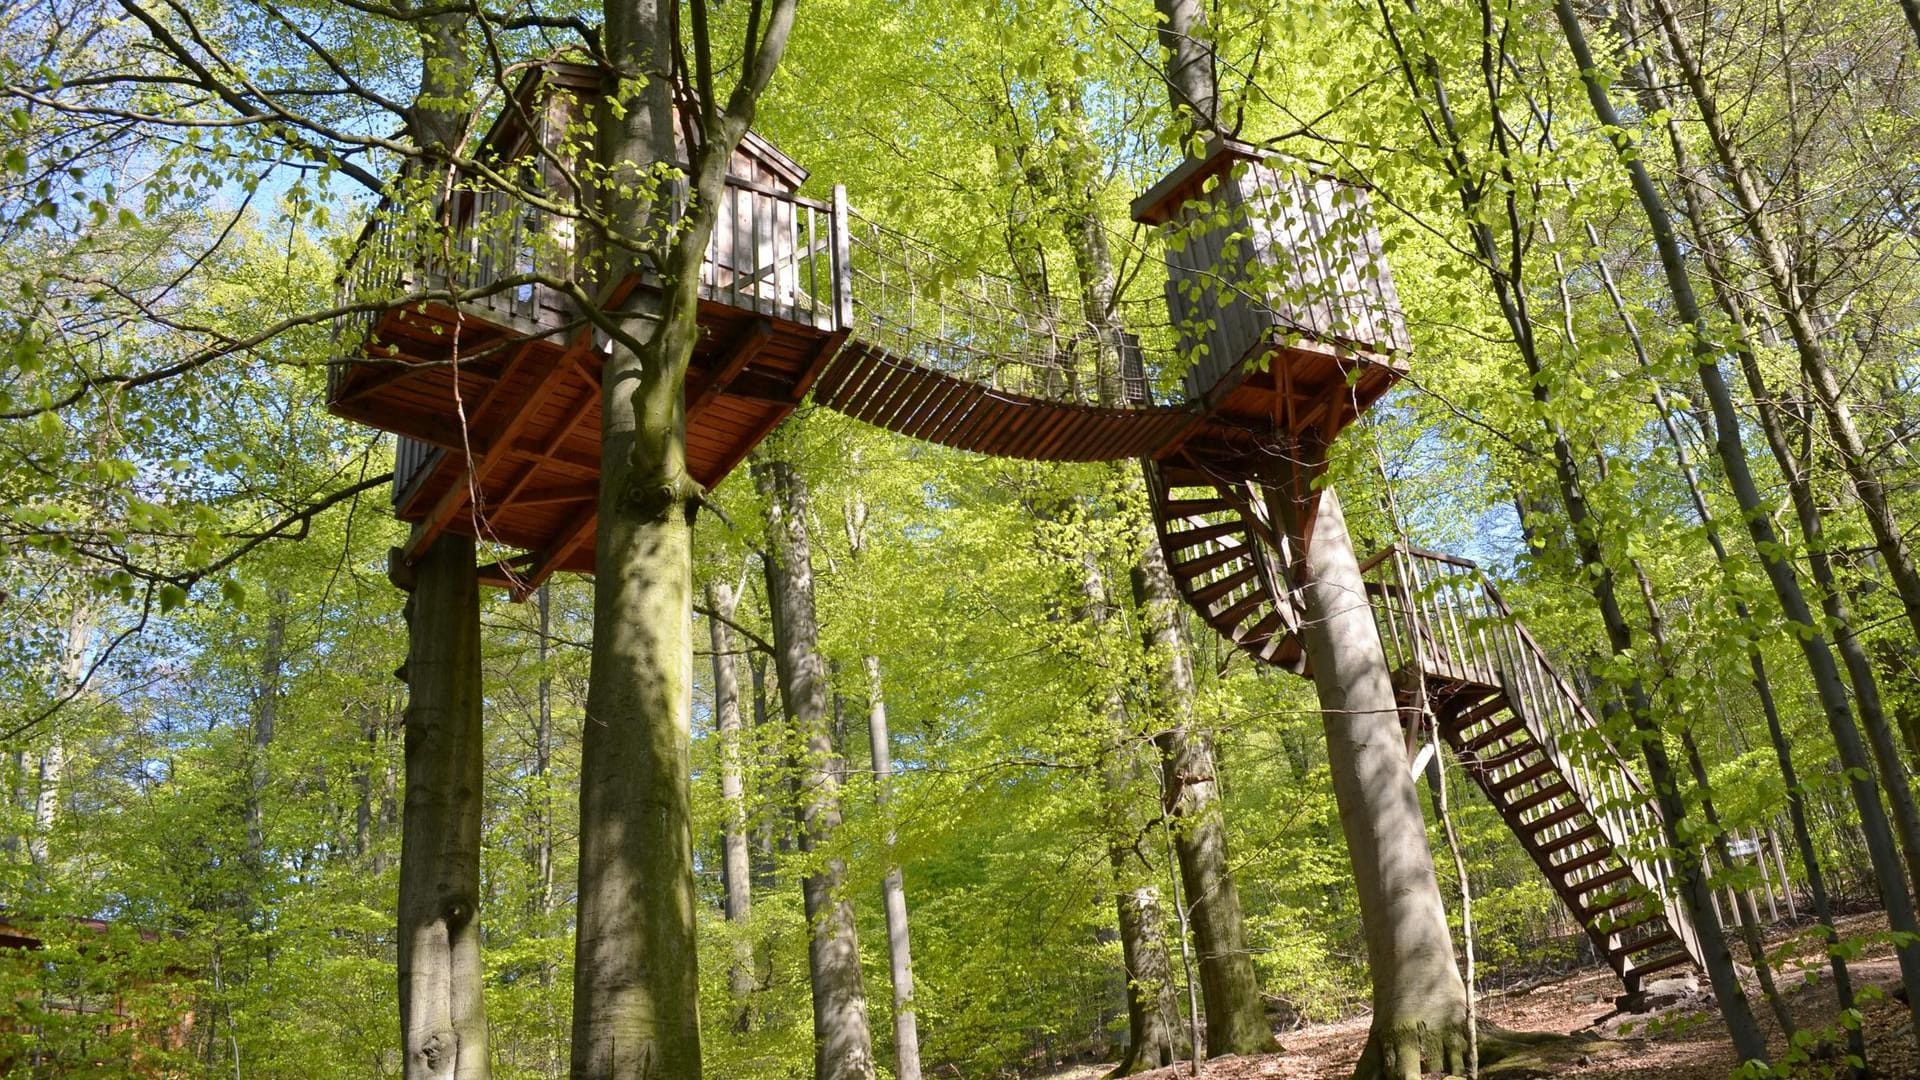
[330,291,841,596]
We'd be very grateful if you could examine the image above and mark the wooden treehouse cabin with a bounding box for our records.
[328,62,850,597]
[329,66,1721,994]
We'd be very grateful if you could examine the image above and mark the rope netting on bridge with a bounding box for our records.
[842,211,1181,410]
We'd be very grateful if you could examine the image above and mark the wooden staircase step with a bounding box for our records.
[1236,611,1285,646]
[1493,760,1558,797]
[1462,715,1525,754]
[1569,866,1634,896]
[1172,542,1249,577]
[1611,930,1678,960]
[1457,697,1516,733]
[1163,496,1232,516]
[1624,950,1693,983]
[1552,845,1615,878]
[1523,803,1587,834]
[1592,905,1664,936]
[1165,519,1244,551]
[1579,889,1645,919]
[1508,781,1571,815]
[1214,591,1268,629]
[1540,823,1603,855]
[1191,565,1260,606]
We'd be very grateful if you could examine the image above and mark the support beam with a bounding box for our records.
[511,504,597,601]
[402,343,580,563]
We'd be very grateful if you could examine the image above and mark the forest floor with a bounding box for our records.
[1037,912,1919,1079]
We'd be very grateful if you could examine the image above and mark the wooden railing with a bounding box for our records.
[332,175,850,398]
[1363,545,1701,960]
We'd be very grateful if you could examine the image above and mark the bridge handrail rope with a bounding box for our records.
[841,209,1174,409]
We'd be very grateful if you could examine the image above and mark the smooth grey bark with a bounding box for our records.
[1150,0,1219,137]
[1131,539,1276,1058]
[708,578,757,1031]
[756,452,876,1080]
[533,585,554,918]
[1554,0,1920,1041]
[244,600,286,907]
[863,657,922,1080]
[397,532,490,1080]
[572,0,796,1071]
[28,604,87,869]
[570,18,704,1062]
[1286,486,1469,1080]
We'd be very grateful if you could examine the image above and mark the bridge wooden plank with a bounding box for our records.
[920,382,988,445]
[897,372,969,439]
[882,368,951,433]
[856,360,923,427]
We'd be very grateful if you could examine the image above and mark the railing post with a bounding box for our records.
[831,184,853,331]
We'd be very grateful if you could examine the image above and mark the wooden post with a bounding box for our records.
[832,184,853,331]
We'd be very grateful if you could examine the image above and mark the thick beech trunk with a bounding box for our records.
[757,453,877,1080]
[397,533,490,1080]
[1131,540,1274,1057]
[572,0,797,1066]
[709,579,758,1030]
[1287,486,1468,1080]
[570,25,708,1060]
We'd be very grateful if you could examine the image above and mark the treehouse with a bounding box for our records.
[1131,138,1410,472]
[328,62,850,596]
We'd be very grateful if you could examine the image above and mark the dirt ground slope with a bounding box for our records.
[1038,913,1919,1080]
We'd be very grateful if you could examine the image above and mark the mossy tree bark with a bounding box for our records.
[757,451,877,1080]
[397,533,490,1080]
[1283,485,1471,1080]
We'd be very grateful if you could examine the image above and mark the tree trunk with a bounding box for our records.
[1131,539,1275,1057]
[396,533,490,1080]
[757,451,877,1080]
[533,585,554,918]
[244,600,285,909]
[1553,0,1920,1036]
[863,656,922,1080]
[29,604,89,870]
[709,578,758,1032]
[1287,485,1469,1079]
